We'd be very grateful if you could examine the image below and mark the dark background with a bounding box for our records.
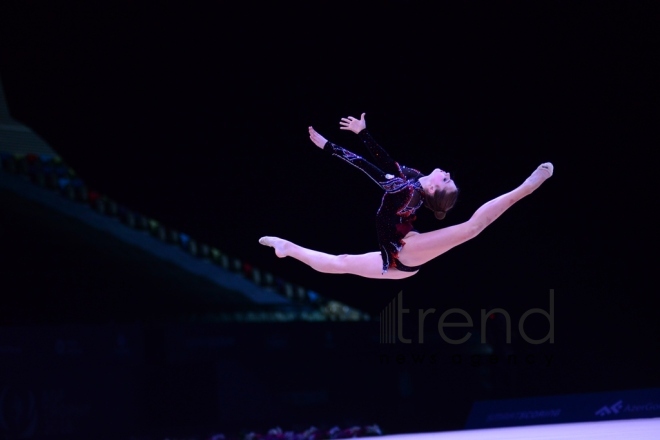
[0,1,657,437]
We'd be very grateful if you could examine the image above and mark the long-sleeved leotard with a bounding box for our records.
[323,130,426,274]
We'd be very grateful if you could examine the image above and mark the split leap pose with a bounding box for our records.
[260,113,553,280]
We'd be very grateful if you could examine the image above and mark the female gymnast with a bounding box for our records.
[259,112,553,280]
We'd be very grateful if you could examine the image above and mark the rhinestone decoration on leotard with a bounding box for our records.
[323,130,426,273]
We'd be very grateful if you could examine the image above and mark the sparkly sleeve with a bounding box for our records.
[401,165,423,180]
[357,130,401,176]
[322,141,392,186]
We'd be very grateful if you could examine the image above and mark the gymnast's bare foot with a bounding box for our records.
[259,236,290,258]
[524,162,554,190]
[537,162,554,177]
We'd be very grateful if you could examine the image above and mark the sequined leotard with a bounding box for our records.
[323,129,426,274]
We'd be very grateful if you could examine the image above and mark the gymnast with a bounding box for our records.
[259,112,553,280]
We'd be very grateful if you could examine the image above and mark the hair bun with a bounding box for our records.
[435,211,446,220]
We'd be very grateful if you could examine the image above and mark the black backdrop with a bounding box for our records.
[0,1,657,437]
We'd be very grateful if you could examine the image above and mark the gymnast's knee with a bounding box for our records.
[465,220,485,239]
[336,254,350,268]
[326,254,350,273]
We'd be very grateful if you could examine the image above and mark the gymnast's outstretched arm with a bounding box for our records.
[340,113,424,180]
[308,126,397,187]
[339,113,402,176]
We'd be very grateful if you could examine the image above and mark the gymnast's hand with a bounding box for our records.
[339,113,366,134]
[308,126,328,149]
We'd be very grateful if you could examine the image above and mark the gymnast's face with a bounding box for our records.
[426,168,457,194]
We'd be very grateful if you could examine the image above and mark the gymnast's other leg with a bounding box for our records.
[258,237,417,280]
[396,163,554,268]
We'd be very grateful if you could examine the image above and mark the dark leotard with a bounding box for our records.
[323,130,425,274]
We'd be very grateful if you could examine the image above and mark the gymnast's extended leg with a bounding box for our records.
[257,237,416,280]
[395,163,553,268]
